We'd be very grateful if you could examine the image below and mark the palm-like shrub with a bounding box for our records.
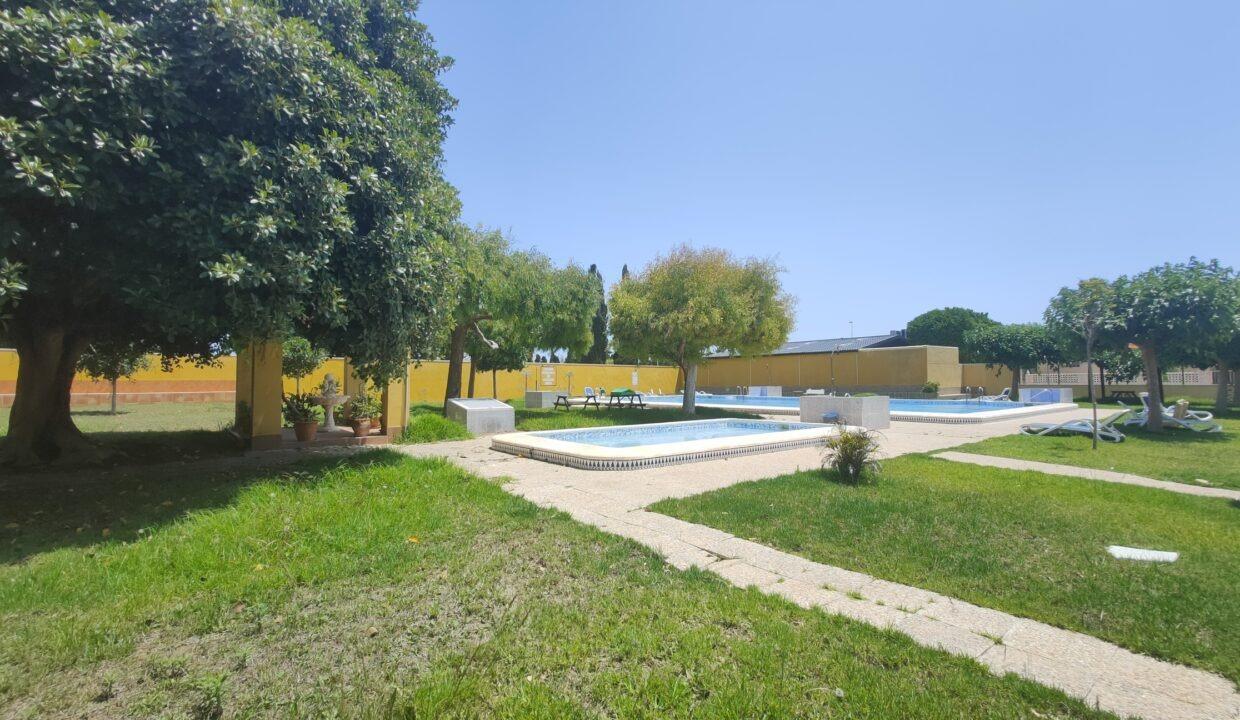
[822,427,882,483]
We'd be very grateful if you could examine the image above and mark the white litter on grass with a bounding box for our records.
[1107,545,1178,563]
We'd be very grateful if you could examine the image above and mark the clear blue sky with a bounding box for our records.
[418,1,1240,340]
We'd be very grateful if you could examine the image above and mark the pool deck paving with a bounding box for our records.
[395,406,1239,720]
[936,450,1240,501]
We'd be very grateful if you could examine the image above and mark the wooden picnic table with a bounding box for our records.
[606,391,645,409]
[554,394,600,410]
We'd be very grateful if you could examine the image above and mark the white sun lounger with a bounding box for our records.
[1118,398,1223,433]
[980,387,1011,402]
[1020,409,1130,443]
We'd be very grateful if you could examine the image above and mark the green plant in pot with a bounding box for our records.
[283,393,323,442]
[345,391,382,437]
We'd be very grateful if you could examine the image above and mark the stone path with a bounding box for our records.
[396,410,1239,720]
[936,451,1240,501]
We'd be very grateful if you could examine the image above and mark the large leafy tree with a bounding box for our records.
[0,0,456,464]
[610,245,794,413]
[583,264,609,364]
[1174,277,1240,414]
[1044,278,1117,447]
[1110,259,1237,431]
[963,323,1055,400]
[906,307,997,362]
[441,227,599,405]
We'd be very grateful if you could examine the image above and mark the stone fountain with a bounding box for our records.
[313,373,350,430]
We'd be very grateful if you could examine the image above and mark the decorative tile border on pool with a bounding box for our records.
[491,419,838,471]
[643,399,800,416]
[891,402,1079,424]
[644,398,1080,424]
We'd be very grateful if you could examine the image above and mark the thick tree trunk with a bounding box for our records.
[110,378,118,415]
[467,360,477,398]
[1,327,105,465]
[1010,366,1021,400]
[1141,346,1164,432]
[1098,362,1107,400]
[1215,364,1231,415]
[443,323,469,408]
[492,370,498,399]
[682,363,697,414]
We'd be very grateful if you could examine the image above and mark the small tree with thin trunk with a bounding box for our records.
[1111,259,1237,431]
[609,245,794,413]
[1045,278,1117,448]
[962,323,1055,401]
[77,342,151,415]
[281,337,327,394]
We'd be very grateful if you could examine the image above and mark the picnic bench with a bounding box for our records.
[554,393,600,410]
[606,389,645,409]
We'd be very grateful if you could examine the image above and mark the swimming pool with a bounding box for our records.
[491,419,838,470]
[641,394,1077,423]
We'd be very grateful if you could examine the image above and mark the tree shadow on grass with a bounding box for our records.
[1122,427,1231,446]
[0,449,409,564]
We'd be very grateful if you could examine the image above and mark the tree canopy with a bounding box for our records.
[905,307,997,362]
[0,0,457,463]
[281,336,328,393]
[1110,259,1237,430]
[610,245,793,413]
[963,323,1055,399]
[440,227,600,403]
[1044,278,1118,446]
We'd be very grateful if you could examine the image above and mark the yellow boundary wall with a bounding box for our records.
[0,350,681,407]
[698,346,1013,396]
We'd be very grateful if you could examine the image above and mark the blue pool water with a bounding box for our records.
[643,394,1034,414]
[534,419,815,448]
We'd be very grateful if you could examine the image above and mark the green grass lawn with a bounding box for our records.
[0,401,240,468]
[654,455,1240,683]
[953,405,1240,490]
[396,399,753,444]
[0,452,1116,719]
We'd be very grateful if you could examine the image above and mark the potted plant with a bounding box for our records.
[282,393,323,442]
[345,391,382,437]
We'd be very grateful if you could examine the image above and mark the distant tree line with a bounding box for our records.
[906,258,1240,429]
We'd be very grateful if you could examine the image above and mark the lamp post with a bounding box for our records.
[830,342,844,394]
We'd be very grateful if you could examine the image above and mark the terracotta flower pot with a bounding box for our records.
[293,420,319,443]
[350,419,372,437]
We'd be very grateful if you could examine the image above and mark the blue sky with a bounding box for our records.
[418,1,1240,340]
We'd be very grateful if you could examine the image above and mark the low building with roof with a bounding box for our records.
[698,330,1010,397]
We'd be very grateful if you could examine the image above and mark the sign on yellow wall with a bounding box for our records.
[540,365,556,386]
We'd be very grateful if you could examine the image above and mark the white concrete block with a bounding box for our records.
[799,395,890,429]
[524,390,560,409]
[446,398,515,434]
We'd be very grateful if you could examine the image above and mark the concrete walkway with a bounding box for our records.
[936,451,1240,501]
[396,409,1239,720]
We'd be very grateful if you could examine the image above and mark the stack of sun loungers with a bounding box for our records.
[1119,393,1222,433]
[1020,409,1131,443]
